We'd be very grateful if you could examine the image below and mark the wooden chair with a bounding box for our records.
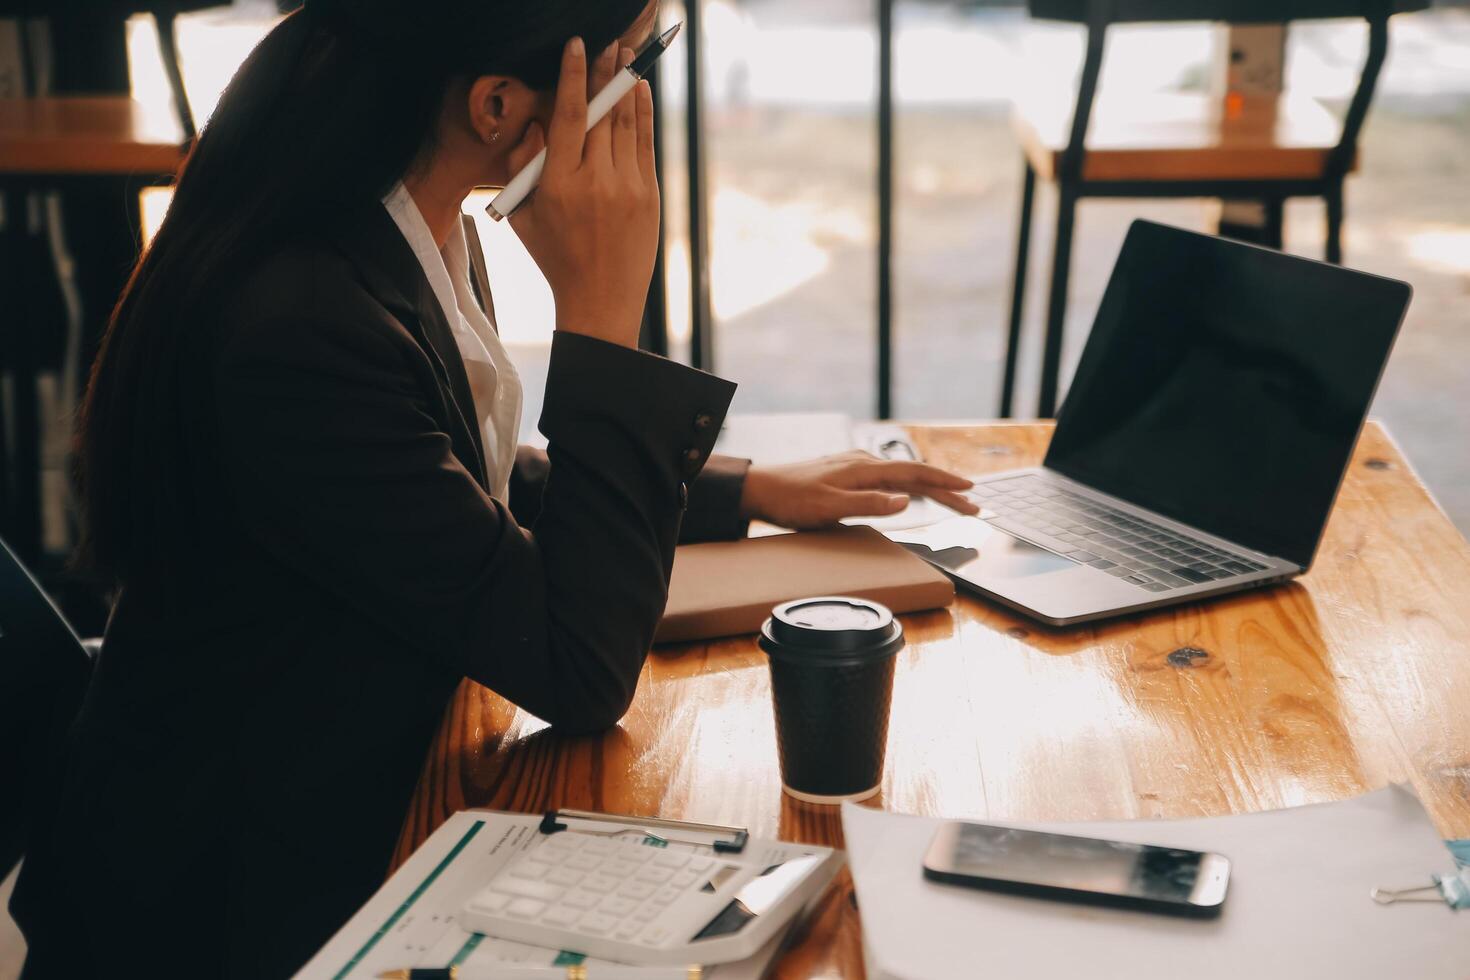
[0,2,194,566]
[999,0,1427,419]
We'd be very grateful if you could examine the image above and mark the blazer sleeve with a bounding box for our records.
[214,311,735,733]
[509,448,751,543]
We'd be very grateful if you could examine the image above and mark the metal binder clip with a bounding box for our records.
[1372,864,1470,910]
[538,809,750,854]
[1371,882,1445,905]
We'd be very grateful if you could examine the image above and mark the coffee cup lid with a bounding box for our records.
[759,596,904,661]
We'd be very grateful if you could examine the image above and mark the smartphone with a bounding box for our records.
[922,820,1230,918]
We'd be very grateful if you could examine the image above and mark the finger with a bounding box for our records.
[545,37,588,178]
[924,489,982,516]
[908,462,974,489]
[583,41,619,167]
[834,460,973,491]
[611,47,638,174]
[833,490,911,517]
[635,78,655,182]
[866,460,973,489]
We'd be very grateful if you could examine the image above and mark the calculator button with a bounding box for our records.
[630,904,658,921]
[511,860,552,880]
[540,906,582,927]
[614,921,641,939]
[494,878,565,903]
[599,896,639,917]
[688,857,713,872]
[562,890,599,910]
[564,854,600,871]
[635,866,673,885]
[671,871,698,889]
[506,898,546,919]
[653,851,690,869]
[652,886,681,905]
[468,890,510,914]
[582,874,619,893]
[602,859,638,878]
[581,840,613,856]
[579,912,618,935]
[618,881,655,900]
[639,925,672,946]
[546,868,583,887]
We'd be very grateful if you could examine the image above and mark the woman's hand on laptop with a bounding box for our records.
[740,452,979,530]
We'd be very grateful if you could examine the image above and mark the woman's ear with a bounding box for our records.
[467,75,541,148]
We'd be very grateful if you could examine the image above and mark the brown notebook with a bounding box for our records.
[655,525,956,644]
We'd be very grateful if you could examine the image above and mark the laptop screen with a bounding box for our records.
[1044,221,1410,569]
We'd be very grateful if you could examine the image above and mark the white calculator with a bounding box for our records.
[459,831,833,965]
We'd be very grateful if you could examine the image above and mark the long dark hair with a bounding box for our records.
[77,0,649,584]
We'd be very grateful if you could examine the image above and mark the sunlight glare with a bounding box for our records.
[1402,225,1470,275]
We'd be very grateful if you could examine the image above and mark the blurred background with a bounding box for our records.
[2,0,1468,969]
[3,1,1469,584]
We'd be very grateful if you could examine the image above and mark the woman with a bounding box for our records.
[13,1,977,975]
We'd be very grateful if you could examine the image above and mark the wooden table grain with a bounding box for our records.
[395,421,1470,976]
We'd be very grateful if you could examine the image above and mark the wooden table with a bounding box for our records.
[0,96,188,564]
[0,97,186,176]
[395,421,1470,976]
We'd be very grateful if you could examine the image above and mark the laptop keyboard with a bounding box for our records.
[971,475,1269,593]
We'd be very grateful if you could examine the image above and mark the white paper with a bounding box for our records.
[295,810,840,980]
[714,412,858,467]
[843,787,1469,980]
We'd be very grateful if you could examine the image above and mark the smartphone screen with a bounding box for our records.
[923,821,1230,914]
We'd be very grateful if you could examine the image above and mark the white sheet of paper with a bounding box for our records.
[843,787,1468,980]
[295,811,840,979]
[714,412,857,467]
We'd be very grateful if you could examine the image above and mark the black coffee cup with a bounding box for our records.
[759,596,904,804]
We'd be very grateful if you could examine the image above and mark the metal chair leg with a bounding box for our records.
[1037,184,1078,419]
[1264,197,1285,250]
[999,160,1036,419]
[1325,180,1344,265]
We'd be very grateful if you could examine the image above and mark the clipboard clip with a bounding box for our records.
[1371,882,1444,905]
[538,809,750,854]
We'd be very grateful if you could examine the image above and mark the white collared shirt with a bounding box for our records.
[382,182,523,500]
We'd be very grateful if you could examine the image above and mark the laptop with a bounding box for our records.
[888,220,1412,626]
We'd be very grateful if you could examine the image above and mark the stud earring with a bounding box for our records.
[485,130,500,144]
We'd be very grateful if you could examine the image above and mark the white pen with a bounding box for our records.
[486,23,683,222]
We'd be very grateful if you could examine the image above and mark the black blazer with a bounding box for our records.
[13,204,747,977]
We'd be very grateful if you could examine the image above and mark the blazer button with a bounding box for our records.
[694,412,714,430]
[684,448,702,463]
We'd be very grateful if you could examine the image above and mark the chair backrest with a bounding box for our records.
[1029,0,1421,186]
[0,536,93,880]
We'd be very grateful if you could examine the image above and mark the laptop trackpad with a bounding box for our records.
[891,518,1074,581]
